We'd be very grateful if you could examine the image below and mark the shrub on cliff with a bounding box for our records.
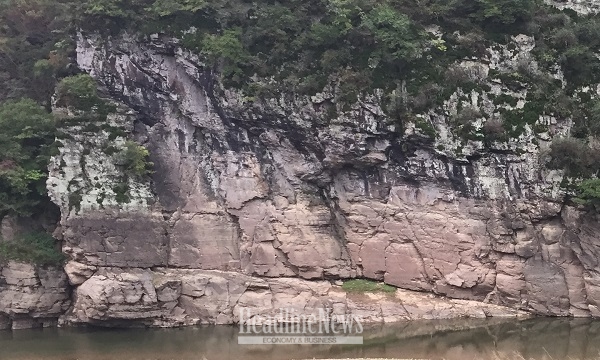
[476,0,537,25]
[575,179,600,210]
[118,141,154,177]
[548,137,600,177]
[438,0,537,29]
[0,231,64,266]
[81,0,208,20]
[482,116,506,142]
[55,74,117,122]
[198,28,250,87]
[56,74,103,112]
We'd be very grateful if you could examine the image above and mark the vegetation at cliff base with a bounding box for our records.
[0,231,64,266]
[342,279,397,294]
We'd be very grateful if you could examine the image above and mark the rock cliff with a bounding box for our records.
[48,25,599,326]
[0,262,70,330]
[3,0,600,329]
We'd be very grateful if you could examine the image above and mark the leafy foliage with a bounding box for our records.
[530,6,600,91]
[0,0,73,107]
[148,0,207,17]
[362,4,423,61]
[470,0,536,26]
[0,231,64,266]
[575,179,600,209]
[56,74,103,111]
[199,28,249,86]
[118,141,154,177]
[0,99,56,217]
[3,0,600,215]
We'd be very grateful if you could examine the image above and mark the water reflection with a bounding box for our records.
[1,318,599,360]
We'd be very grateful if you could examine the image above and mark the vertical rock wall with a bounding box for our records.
[41,29,600,327]
[26,0,600,327]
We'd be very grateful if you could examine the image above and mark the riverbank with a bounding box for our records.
[1,318,600,360]
[0,261,529,329]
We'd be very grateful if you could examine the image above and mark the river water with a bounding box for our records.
[1,318,599,360]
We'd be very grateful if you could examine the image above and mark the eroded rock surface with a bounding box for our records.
[62,268,525,327]
[0,262,70,330]
[35,20,600,327]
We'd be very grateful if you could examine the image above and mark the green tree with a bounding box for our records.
[362,4,423,61]
[472,0,536,25]
[200,28,250,85]
[55,74,103,111]
[118,141,153,177]
[148,0,207,16]
[575,179,600,210]
[0,0,72,107]
[560,45,600,90]
[0,99,56,217]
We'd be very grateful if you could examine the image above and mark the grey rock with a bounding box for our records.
[62,268,527,327]
[0,262,70,329]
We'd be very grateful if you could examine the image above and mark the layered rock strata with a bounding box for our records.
[0,262,70,330]
[0,0,583,329]
[38,26,600,328]
[62,268,525,327]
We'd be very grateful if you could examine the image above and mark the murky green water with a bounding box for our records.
[1,318,600,360]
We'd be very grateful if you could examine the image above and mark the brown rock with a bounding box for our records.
[63,213,168,267]
[384,243,431,291]
[169,214,239,270]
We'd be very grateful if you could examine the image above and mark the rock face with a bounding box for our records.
[545,0,600,14]
[0,262,70,330]
[62,267,525,327]
[39,6,600,326]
